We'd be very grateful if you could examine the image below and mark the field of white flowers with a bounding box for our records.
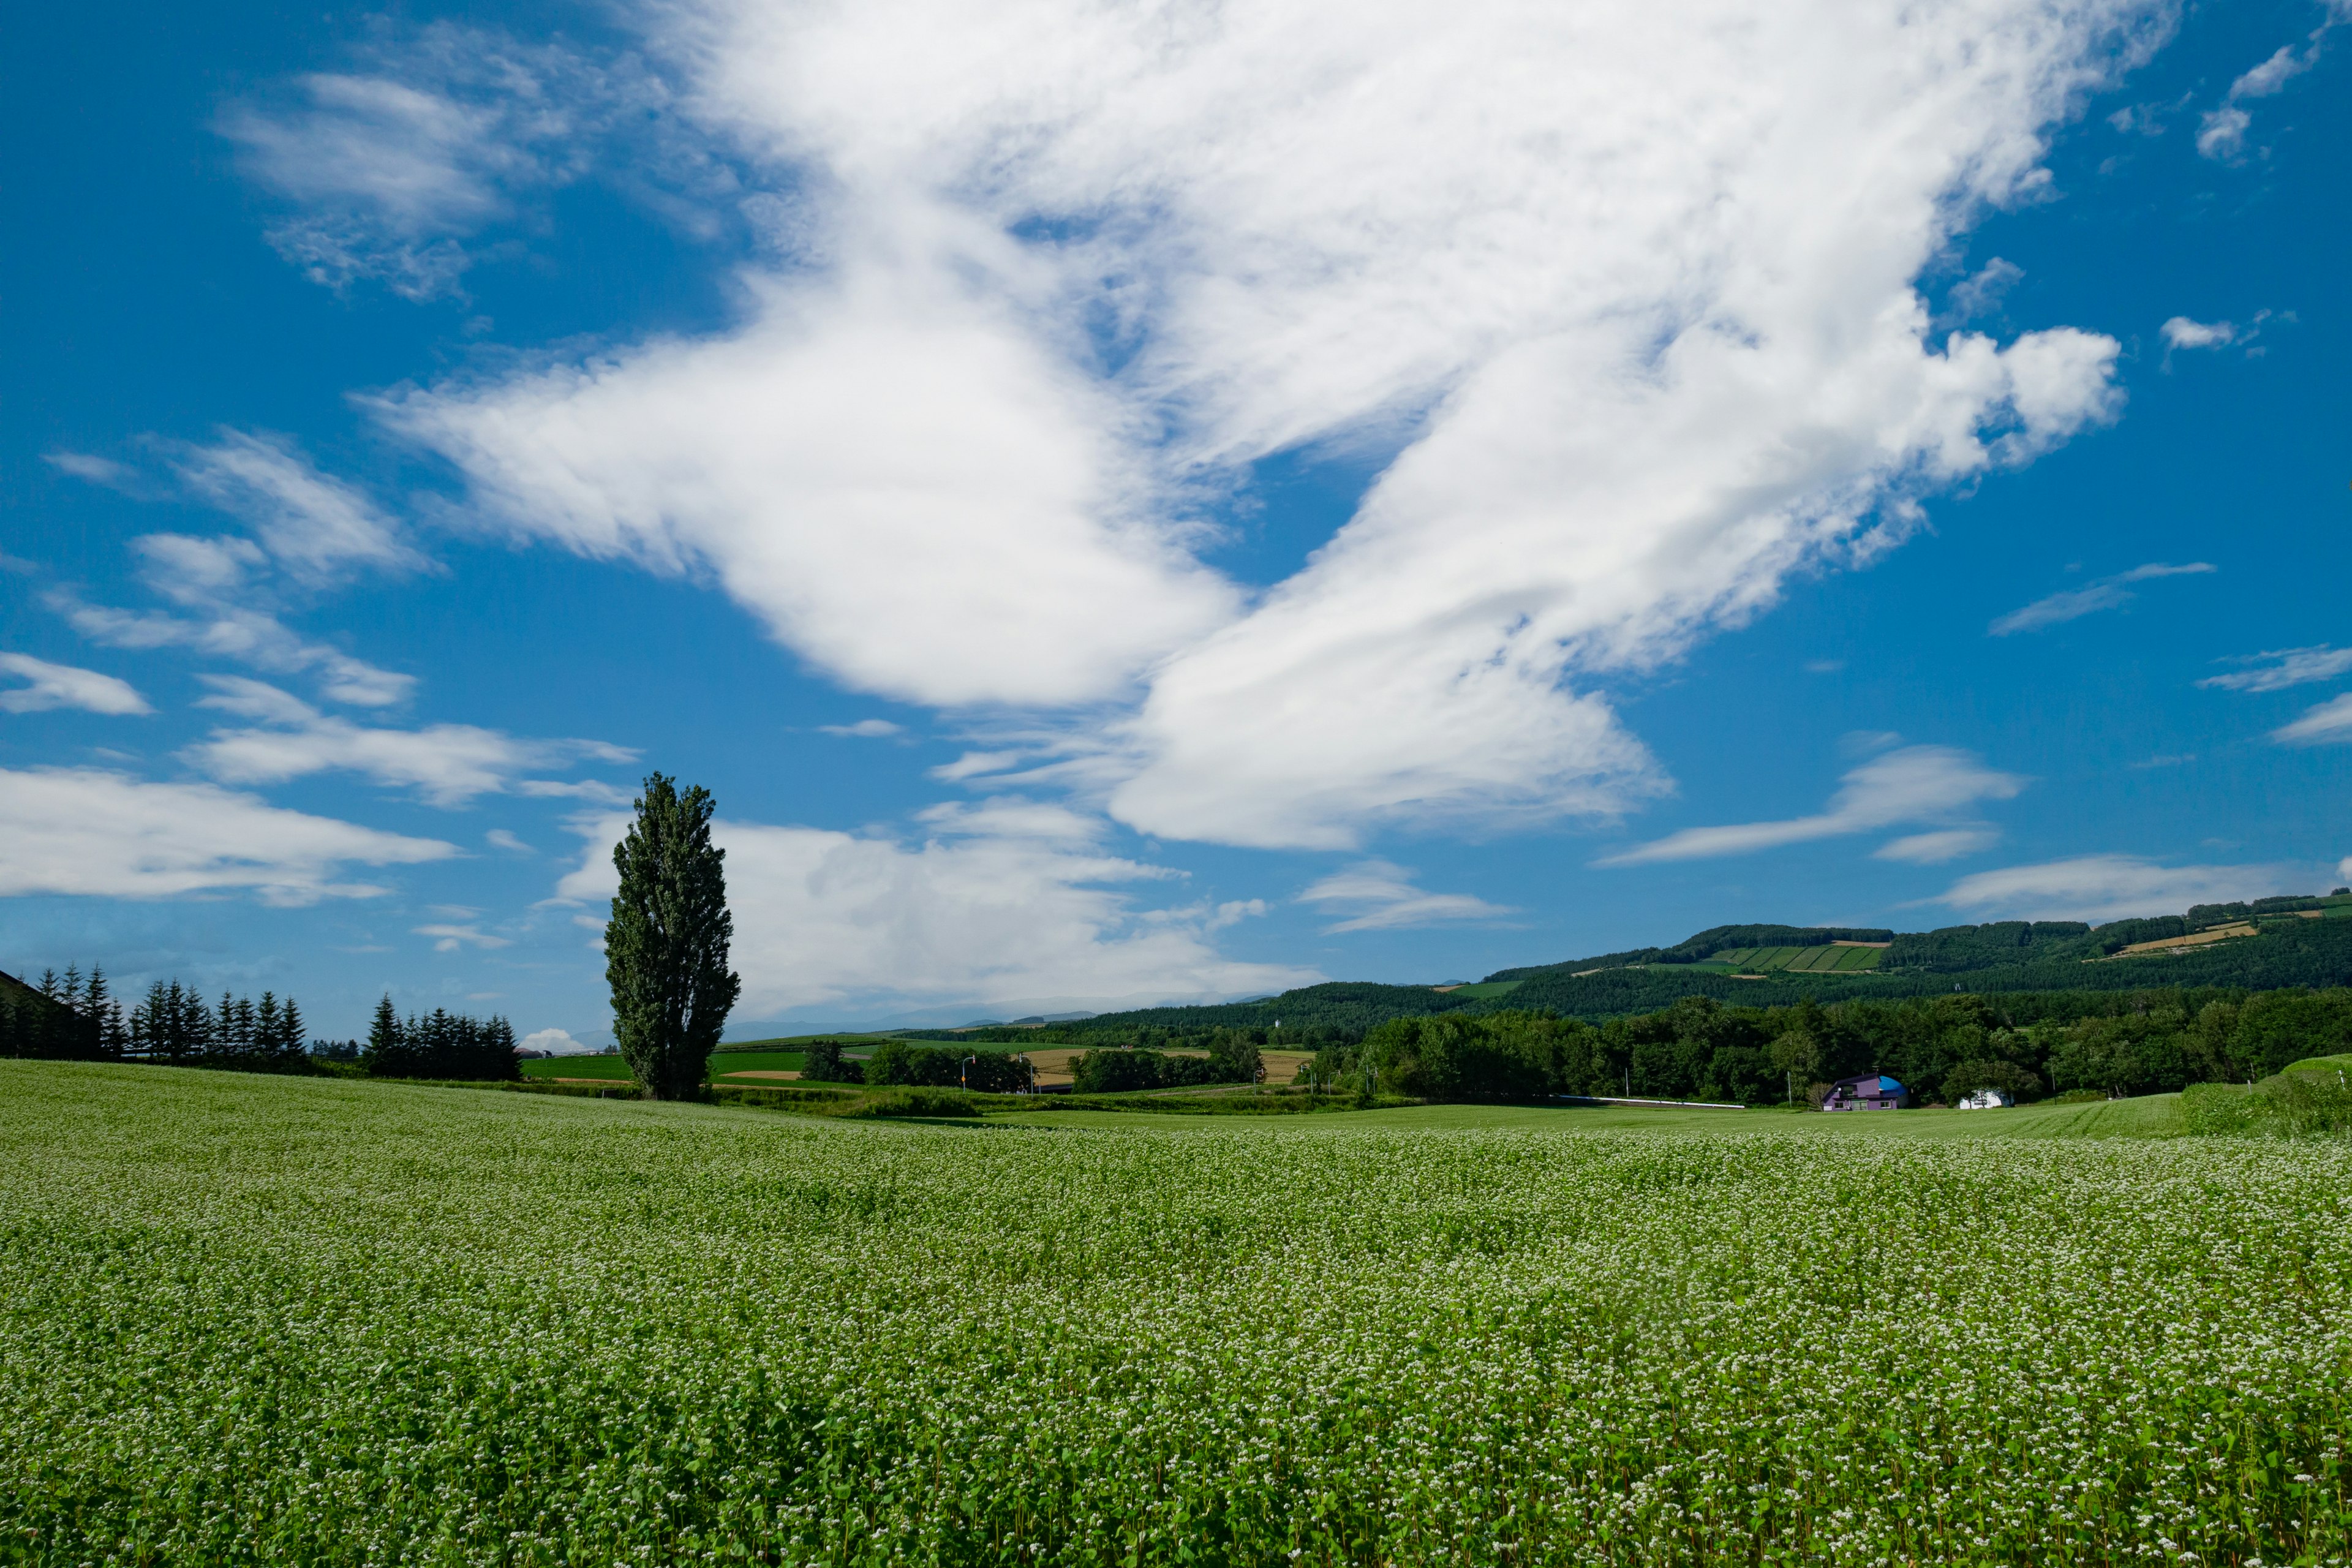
[2,1061,2346,1566]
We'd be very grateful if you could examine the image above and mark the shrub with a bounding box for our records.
[2184,1071,2352,1139]
[837,1088,982,1118]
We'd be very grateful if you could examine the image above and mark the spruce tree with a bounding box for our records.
[365,995,405,1077]
[606,772,741,1100]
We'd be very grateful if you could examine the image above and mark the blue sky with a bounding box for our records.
[4,0,2348,1046]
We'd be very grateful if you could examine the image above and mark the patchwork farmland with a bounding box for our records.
[1706,942,1887,974]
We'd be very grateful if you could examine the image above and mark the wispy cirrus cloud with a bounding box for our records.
[172,431,424,584]
[0,654,151,716]
[185,676,635,807]
[48,432,424,707]
[1988,560,2215,636]
[1937,854,2301,922]
[221,23,739,301]
[2272,693,2352,747]
[413,922,513,952]
[1297,861,1518,933]
[2199,646,2352,693]
[1599,745,2024,866]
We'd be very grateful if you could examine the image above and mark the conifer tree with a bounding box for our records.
[605,773,741,1100]
[365,995,407,1076]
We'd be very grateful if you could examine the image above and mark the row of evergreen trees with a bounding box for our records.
[129,981,310,1072]
[0,967,119,1059]
[1,965,315,1072]
[364,997,519,1081]
[4,965,522,1083]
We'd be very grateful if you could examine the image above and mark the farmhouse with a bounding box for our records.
[1957,1087,2014,1110]
[1822,1072,1909,1111]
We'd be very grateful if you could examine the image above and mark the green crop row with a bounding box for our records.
[3,1062,2348,1566]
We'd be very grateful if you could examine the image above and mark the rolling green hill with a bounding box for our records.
[1032,893,2352,1041]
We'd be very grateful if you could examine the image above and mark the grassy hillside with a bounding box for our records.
[4,1062,2343,1564]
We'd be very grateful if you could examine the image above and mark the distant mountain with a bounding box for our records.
[1047,893,2352,1038]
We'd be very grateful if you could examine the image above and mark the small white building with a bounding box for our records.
[1956,1087,2014,1110]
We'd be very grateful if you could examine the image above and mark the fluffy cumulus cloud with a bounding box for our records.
[1937,854,2302,922]
[2160,317,2236,352]
[555,799,1316,1012]
[379,0,2150,850]
[521,1027,593,1055]
[1988,561,2214,636]
[1600,745,2024,865]
[0,767,454,903]
[0,654,151,716]
[185,676,635,807]
[1297,862,1518,933]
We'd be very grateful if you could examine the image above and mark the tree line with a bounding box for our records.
[0,960,529,1083]
[1,965,312,1072]
[1300,987,2352,1106]
[363,997,519,1081]
[801,1039,1037,1093]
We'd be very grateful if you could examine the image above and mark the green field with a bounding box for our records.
[4,1061,2347,1564]
[523,1049,807,1082]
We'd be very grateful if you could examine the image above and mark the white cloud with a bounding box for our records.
[1874,826,2002,864]
[413,922,513,952]
[375,0,2147,850]
[385,268,1239,707]
[2199,646,2352,693]
[2195,106,2252,160]
[2159,316,2234,352]
[2197,17,2341,162]
[1600,745,2024,865]
[820,718,903,737]
[186,677,636,807]
[1988,560,2215,636]
[0,766,454,903]
[2231,43,2313,98]
[1297,861,1518,933]
[174,431,423,584]
[2273,693,2352,746]
[55,535,417,709]
[522,1027,594,1055]
[219,28,631,300]
[1943,257,2025,324]
[514,778,634,807]
[555,800,1317,1012]
[486,828,533,853]
[44,451,138,488]
[0,654,152,716]
[1937,854,2301,922]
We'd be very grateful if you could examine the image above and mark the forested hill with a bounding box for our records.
[944,893,2352,1044]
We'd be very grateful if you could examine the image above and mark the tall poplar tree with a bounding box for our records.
[606,773,741,1100]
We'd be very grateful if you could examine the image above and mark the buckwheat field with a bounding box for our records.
[3,1061,2346,1566]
